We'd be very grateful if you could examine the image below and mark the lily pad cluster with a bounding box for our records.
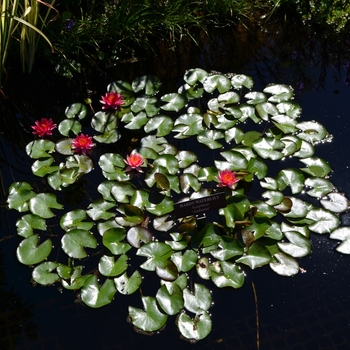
[6,68,350,342]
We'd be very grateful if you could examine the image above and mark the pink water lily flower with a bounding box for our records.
[217,169,240,189]
[31,118,57,137]
[72,134,95,155]
[100,92,125,110]
[125,152,144,172]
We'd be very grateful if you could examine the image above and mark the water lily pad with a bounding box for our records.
[161,93,187,112]
[61,229,97,259]
[329,227,350,254]
[137,242,173,271]
[156,259,178,281]
[98,254,128,277]
[26,139,56,159]
[132,74,161,95]
[16,214,46,238]
[87,199,116,221]
[320,193,350,213]
[177,310,212,341]
[32,262,60,285]
[231,74,254,89]
[183,284,212,313]
[210,261,245,288]
[156,283,184,315]
[236,242,272,269]
[7,182,36,212]
[29,193,63,219]
[278,230,311,257]
[65,102,87,119]
[16,234,52,265]
[81,275,116,308]
[171,250,198,272]
[60,209,94,231]
[58,119,82,136]
[277,169,305,194]
[299,157,331,177]
[270,252,299,276]
[203,74,231,93]
[297,121,327,143]
[131,96,159,117]
[144,115,174,136]
[114,270,142,295]
[129,296,168,332]
[306,208,340,234]
[305,177,333,197]
[102,228,131,255]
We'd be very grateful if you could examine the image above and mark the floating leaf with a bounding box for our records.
[7,182,36,212]
[270,252,299,276]
[329,227,350,254]
[236,242,271,269]
[306,208,340,234]
[132,75,161,95]
[81,275,116,308]
[144,115,174,136]
[156,283,184,315]
[177,310,212,341]
[65,103,87,119]
[137,242,173,271]
[60,209,94,231]
[183,284,212,313]
[32,262,60,285]
[320,193,350,213]
[231,74,254,89]
[58,119,82,136]
[114,271,142,295]
[305,177,333,197]
[203,74,231,93]
[26,140,55,159]
[61,229,97,259]
[98,254,128,277]
[16,214,46,238]
[103,228,131,255]
[161,93,187,112]
[297,121,328,143]
[210,261,245,288]
[276,169,305,194]
[29,193,63,219]
[299,157,331,177]
[16,234,52,265]
[278,231,311,257]
[128,296,168,332]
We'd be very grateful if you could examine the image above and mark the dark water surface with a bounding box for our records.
[2,23,350,350]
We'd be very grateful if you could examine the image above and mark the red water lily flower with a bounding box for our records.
[124,152,144,172]
[31,118,57,137]
[71,134,95,155]
[217,169,240,189]
[100,92,125,110]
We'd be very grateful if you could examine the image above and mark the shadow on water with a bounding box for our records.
[2,9,350,350]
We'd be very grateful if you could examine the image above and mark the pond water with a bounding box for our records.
[1,21,350,350]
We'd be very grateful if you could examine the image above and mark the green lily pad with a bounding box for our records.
[16,214,46,238]
[7,182,36,212]
[114,270,142,295]
[60,209,94,231]
[306,208,340,234]
[270,252,299,276]
[61,229,97,259]
[177,310,212,341]
[320,193,350,213]
[137,242,173,271]
[81,275,116,308]
[156,283,184,315]
[210,261,245,288]
[65,102,87,119]
[161,93,187,112]
[236,242,272,269]
[16,234,52,265]
[98,254,128,277]
[144,115,174,136]
[103,228,131,255]
[278,230,311,258]
[32,262,60,285]
[128,296,168,332]
[305,177,333,197]
[329,227,350,254]
[29,193,63,218]
[183,284,212,313]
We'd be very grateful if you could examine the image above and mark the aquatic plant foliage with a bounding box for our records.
[7,68,350,341]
